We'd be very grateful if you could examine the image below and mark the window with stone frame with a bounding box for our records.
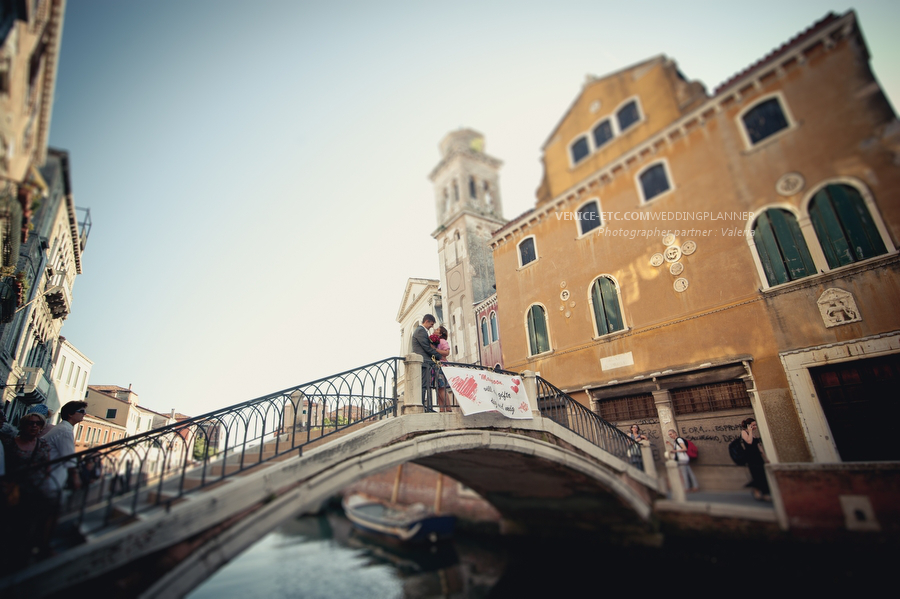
[752,208,816,286]
[594,392,655,422]
[808,183,887,269]
[590,275,624,336]
[570,135,590,165]
[638,162,671,202]
[518,236,537,266]
[742,97,789,145]
[577,200,602,235]
[670,380,751,415]
[592,119,614,150]
[526,304,550,355]
[617,100,640,132]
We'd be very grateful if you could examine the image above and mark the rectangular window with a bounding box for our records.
[106,408,117,419]
[670,380,751,415]
[519,237,537,266]
[66,362,74,385]
[594,393,656,422]
[102,430,109,444]
[57,356,66,379]
[74,366,81,387]
[76,425,83,441]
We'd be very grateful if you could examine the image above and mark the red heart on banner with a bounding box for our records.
[511,385,519,393]
[512,378,521,385]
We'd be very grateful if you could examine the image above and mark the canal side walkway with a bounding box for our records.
[655,490,778,525]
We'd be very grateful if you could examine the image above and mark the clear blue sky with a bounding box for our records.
[47,1,899,416]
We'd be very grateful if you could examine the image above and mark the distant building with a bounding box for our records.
[85,385,190,478]
[488,11,899,490]
[475,294,502,369]
[48,336,92,420]
[395,277,441,398]
[74,412,126,452]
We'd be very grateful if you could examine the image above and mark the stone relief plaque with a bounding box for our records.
[776,172,805,197]
[674,278,689,292]
[817,288,861,328]
[650,253,664,267]
[560,289,570,301]
[682,240,697,255]
[664,245,682,263]
[662,233,676,246]
[669,262,684,276]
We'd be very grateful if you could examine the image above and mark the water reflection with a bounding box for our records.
[188,505,890,598]
[188,508,505,599]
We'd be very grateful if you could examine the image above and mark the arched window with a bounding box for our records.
[490,312,499,342]
[742,97,789,145]
[590,276,624,336]
[577,200,601,235]
[518,236,537,267]
[809,184,887,268]
[570,135,590,165]
[638,162,671,202]
[752,208,816,286]
[481,317,489,346]
[469,176,477,199]
[616,100,640,132]
[526,305,550,355]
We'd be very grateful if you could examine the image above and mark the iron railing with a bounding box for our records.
[534,375,643,470]
[4,357,641,568]
[424,361,641,470]
[6,357,400,539]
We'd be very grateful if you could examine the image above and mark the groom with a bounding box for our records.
[411,314,443,411]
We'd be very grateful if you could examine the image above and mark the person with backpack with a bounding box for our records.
[666,429,699,492]
[740,417,771,501]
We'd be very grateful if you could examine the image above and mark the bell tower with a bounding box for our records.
[429,129,506,364]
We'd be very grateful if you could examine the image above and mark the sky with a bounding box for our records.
[47,1,900,416]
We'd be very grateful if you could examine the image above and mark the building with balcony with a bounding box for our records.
[1,0,64,272]
[488,11,899,497]
[1,147,90,422]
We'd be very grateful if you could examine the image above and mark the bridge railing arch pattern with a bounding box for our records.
[4,358,401,538]
[5,357,640,559]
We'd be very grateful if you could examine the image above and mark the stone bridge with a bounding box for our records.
[1,359,660,598]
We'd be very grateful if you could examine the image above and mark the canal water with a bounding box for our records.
[187,504,887,598]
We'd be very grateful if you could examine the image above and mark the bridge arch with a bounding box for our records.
[142,414,658,598]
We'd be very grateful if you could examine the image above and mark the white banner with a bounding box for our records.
[441,367,533,419]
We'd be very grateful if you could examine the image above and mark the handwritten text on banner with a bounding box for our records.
[440,367,533,420]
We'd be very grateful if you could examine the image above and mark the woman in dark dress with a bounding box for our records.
[740,417,770,501]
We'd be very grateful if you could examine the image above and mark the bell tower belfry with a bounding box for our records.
[429,129,506,365]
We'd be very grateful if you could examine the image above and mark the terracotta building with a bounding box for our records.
[488,9,899,507]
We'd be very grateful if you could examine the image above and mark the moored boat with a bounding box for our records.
[342,494,456,543]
